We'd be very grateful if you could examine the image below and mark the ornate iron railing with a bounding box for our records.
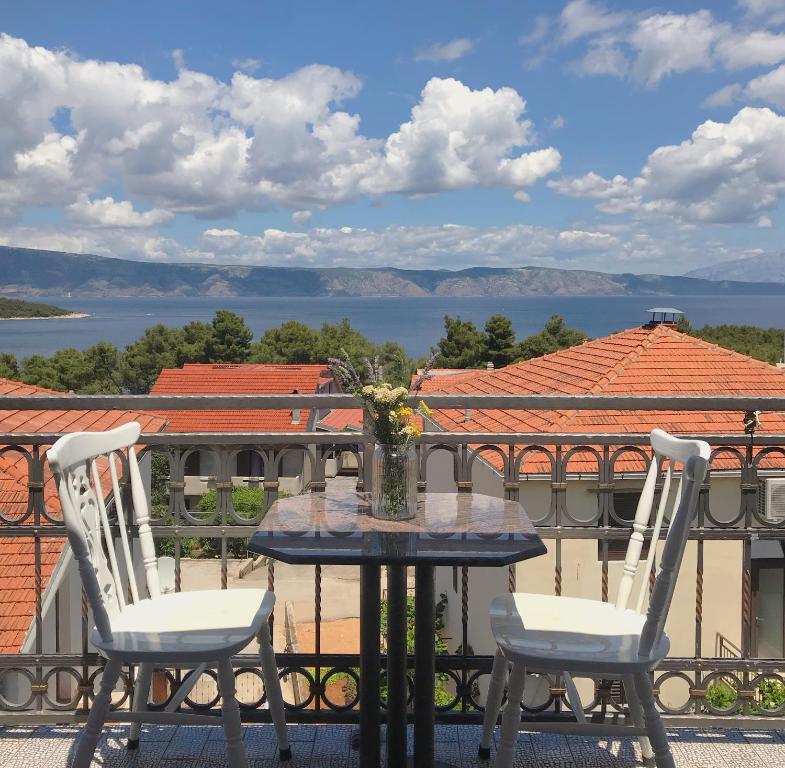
[1,393,785,726]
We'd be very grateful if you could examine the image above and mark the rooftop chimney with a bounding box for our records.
[645,307,684,328]
[486,361,494,370]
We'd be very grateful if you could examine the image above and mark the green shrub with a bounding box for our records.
[755,679,785,711]
[379,593,452,706]
[705,681,737,710]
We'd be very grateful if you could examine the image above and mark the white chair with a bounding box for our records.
[47,422,290,768]
[479,428,710,768]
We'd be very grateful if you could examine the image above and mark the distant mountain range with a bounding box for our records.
[3,245,785,298]
[686,251,785,284]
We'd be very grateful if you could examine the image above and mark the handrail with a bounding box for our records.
[0,431,783,447]
[1,393,785,411]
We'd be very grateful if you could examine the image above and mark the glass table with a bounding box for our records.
[248,490,546,768]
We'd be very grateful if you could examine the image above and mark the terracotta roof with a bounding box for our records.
[0,377,167,653]
[151,363,333,433]
[317,408,363,432]
[421,325,785,474]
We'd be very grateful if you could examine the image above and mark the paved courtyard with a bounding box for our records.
[1,723,785,768]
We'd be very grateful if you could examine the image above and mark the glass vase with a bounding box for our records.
[370,443,418,520]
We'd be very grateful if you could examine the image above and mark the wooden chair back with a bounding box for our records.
[611,429,708,655]
[615,429,709,611]
[47,422,159,644]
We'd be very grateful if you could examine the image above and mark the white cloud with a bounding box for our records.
[562,7,785,87]
[703,83,743,108]
[629,11,725,87]
[559,0,629,44]
[0,34,558,223]
[738,0,785,26]
[569,37,628,77]
[744,62,785,107]
[0,218,766,275]
[414,38,475,62]
[551,106,785,225]
[557,229,617,248]
[232,57,262,74]
[715,31,785,69]
[292,209,312,225]
[520,16,551,46]
[362,78,560,195]
[67,195,173,228]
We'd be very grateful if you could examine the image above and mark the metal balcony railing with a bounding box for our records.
[1,393,785,727]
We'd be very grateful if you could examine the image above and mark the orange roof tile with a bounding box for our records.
[317,408,363,432]
[151,363,334,433]
[0,377,167,653]
[422,325,785,474]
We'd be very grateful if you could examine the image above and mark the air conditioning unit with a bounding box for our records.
[761,478,785,522]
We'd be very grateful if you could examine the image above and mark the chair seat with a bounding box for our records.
[92,589,274,662]
[490,593,669,675]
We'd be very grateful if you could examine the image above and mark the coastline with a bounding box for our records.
[0,312,91,321]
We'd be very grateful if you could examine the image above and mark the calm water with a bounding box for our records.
[1,294,784,359]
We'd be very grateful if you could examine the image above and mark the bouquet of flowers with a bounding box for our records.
[328,351,434,519]
[327,351,434,445]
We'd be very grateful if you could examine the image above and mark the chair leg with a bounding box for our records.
[563,672,586,724]
[624,674,654,767]
[73,657,122,768]
[258,623,291,761]
[495,663,526,768]
[127,662,153,749]
[634,671,675,768]
[217,659,250,768]
[479,648,508,759]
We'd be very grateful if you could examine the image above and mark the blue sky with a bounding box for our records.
[1,0,785,274]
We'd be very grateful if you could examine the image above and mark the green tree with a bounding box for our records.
[20,354,62,390]
[120,324,183,393]
[516,315,587,361]
[434,316,485,368]
[375,341,413,387]
[178,321,214,364]
[0,352,19,380]
[483,314,518,368]
[207,309,253,362]
[81,342,122,393]
[250,320,321,363]
[317,318,376,369]
[676,320,785,365]
[50,348,88,391]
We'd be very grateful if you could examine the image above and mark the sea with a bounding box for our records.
[1,294,784,359]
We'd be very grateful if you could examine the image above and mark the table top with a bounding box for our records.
[247,490,546,566]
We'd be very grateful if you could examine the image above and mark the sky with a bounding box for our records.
[2,0,785,275]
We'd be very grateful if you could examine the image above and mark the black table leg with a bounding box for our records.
[414,564,457,768]
[386,564,409,768]
[414,564,436,768]
[360,564,381,768]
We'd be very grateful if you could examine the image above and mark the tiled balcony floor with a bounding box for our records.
[1,723,784,768]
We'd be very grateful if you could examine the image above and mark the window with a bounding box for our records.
[184,450,201,476]
[236,450,262,477]
[599,490,650,561]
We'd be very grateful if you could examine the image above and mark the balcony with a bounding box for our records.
[2,392,785,767]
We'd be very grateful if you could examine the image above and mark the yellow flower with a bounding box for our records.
[417,401,431,417]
